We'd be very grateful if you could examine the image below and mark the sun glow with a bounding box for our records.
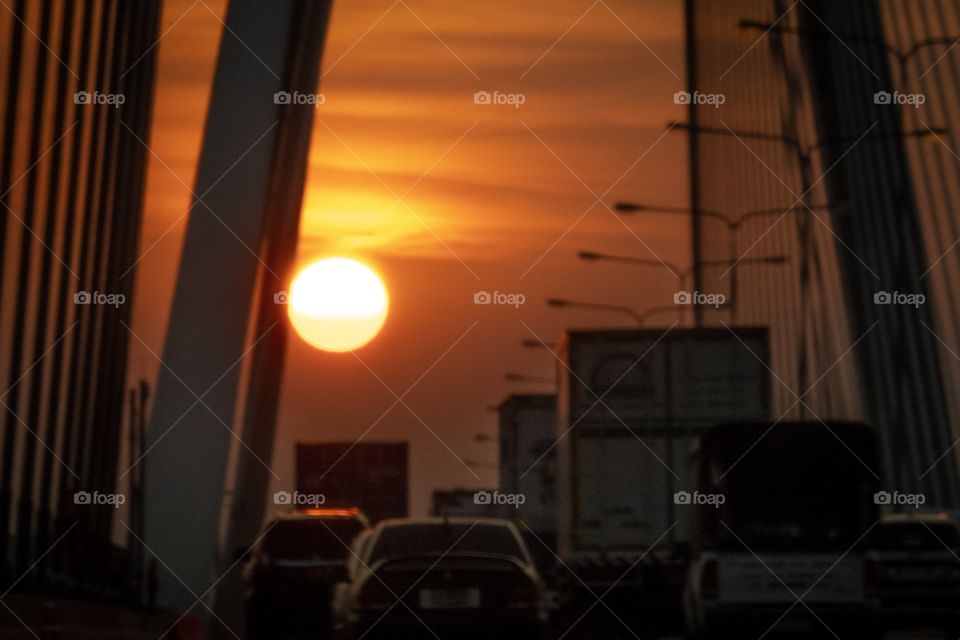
[288,257,389,352]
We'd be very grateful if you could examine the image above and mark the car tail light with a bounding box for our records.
[357,579,394,610]
[700,558,718,599]
[863,556,879,598]
[508,579,541,608]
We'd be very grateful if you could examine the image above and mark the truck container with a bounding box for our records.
[295,442,408,523]
[498,393,557,540]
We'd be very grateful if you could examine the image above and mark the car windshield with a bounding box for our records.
[368,523,525,563]
[262,518,364,560]
[869,522,960,551]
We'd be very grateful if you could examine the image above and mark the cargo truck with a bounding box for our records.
[554,327,770,638]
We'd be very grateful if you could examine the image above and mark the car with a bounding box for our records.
[244,508,369,640]
[333,517,547,640]
[867,513,960,636]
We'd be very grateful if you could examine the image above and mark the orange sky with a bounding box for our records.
[131,0,688,516]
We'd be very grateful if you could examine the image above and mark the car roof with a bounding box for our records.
[376,516,515,527]
[367,517,531,559]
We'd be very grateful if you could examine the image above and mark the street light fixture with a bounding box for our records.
[547,296,685,327]
[611,201,834,324]
[520,338,557,350]
[576,250,788,321]
[464,459,498,471]
[504,372,554,385]
[546,297,644,326]
[668,120,949,165]
[612,201,838,229]
[577,250,682,276]
[737,20,960,84]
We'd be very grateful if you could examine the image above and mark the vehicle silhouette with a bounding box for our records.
[332,517,547,640]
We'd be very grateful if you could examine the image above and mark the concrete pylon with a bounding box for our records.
[143,0,332,614]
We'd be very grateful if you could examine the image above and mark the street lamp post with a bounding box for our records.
[666,121,946,403]
[578,250,788,323]
[612,201,832,324]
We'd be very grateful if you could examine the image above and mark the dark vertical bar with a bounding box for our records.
[52,1,97,588]
[88,0,160,594]
[5,0,54,580]
[58,0,115,591]
[83,0,130,591]
[20,0,78,582]
[0,0,28,584]
[38,0,96,581]
[685,0,702,326]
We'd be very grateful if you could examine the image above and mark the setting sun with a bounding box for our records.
[288,257,389,352]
